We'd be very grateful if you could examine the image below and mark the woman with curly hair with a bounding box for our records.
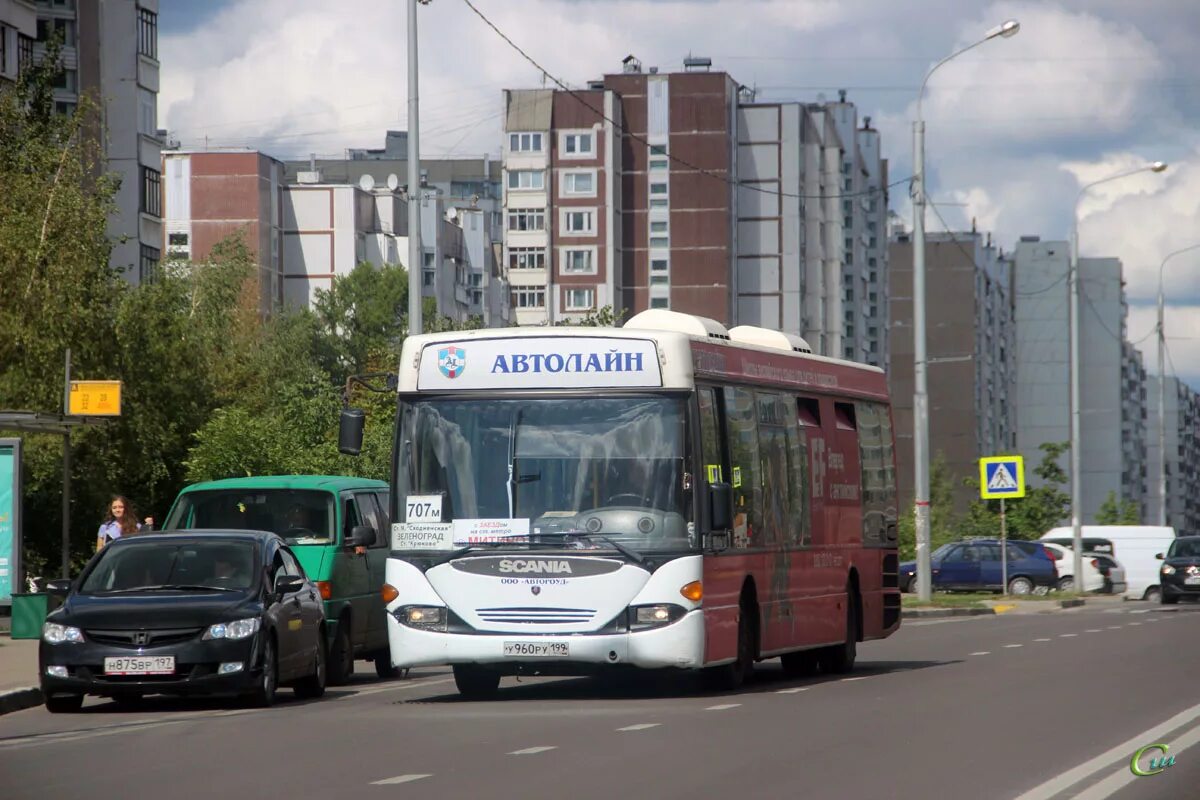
[95,495,153,550]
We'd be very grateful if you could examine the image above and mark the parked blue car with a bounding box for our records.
[901,539,1059,595]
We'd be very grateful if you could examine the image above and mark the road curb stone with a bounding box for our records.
[902,607,996,619]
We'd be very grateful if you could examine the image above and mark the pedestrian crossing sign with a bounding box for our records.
[979,456,1025,499]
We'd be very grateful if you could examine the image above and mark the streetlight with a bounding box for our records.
[1068,160,1167,593]
[912,19,1020,602]
[407,0,434,337]
[1156,243,1200,527]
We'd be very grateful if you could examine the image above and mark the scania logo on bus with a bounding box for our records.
[451,557,623,578]
[438,346,465,379]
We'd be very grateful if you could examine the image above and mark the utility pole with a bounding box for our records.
[407,0,429,337]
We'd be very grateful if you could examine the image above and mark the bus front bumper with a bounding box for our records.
[387,610,706,671]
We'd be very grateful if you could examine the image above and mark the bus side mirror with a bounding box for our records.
[339,407,366,455]
[709,482,733,531]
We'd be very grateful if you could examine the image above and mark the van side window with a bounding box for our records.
[355,492,386,548]
[343,497,363,544]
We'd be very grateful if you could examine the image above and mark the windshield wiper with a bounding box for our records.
[102,584,240,594]
[531,532,645,564]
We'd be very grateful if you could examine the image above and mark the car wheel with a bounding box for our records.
[374,651,400,680]
[294,636,327,700]
[1008,576,1034,595]
[452,665,501,699]
[906,576,920,594]
[327,620,353,686]
[819,585,858,675]
[704,597,756,691]
[780,650,819,677]
[1161,590,1180,605]
[1144,587,1162,603]
[1057,576,1075,592]
[249,634,278,708]
[44,693,84,714]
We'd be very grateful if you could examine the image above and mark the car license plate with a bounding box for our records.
[103,656,175,675]
[1185,576,1200,586]
[503,642,569,658]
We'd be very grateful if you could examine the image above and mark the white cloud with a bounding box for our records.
[1127,303,1200,391]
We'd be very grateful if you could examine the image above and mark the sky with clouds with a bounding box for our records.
[158,0,1200,384]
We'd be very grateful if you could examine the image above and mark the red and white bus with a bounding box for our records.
[342,309,901,697]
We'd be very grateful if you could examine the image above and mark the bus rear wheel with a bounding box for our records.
[453,665,501,699]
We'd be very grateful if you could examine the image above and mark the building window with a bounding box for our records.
[138,88,157,137]
[507,209,546,231]
[649,159,669,170]
[564,288,595,311]
[511,287,546,309]
[167,231,188,256]
[508,246,546,270]
[561,248,595,274]
[139,244,160,283]
[423,251,436,268]
[54,100,76,117]
[507,170,544,190]
[649,236,669,248]
[650,221,668,233]
[843,216,853,229]
[140,167,161,217]
[649,198,669,209]
[650,296,669,309]
[650,275,669,286]
[650,144,667,156]
[39,18,76,47]
[509,132,543,153]
[650,182,668,195]
[650,258,668,273]
[868,257,878,267]
[18,35,34,72]
[563,210,594,235]
[562,132,593,157]
[137,7,157,59]
[562,170,595,196]
[843,178,851,191]
[422,270,435,287]
[52,68,76,92]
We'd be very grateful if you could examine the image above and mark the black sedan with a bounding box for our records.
[39,530,327,712]
[1159,535,1200,604]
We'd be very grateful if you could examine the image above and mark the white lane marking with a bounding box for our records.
[371,775,432,786]
[1074,719,1200,799]
[1060,633,1078,638]
[1085,629,1103,633]
[1033,638,1052,642]
[705,703,742,711]
[509,746,557,755]
[1128,622,1142,626]
[1013,699,1200,800]
[1107,625,1123,630]
[1129,609,1149,614]
[1004,644,1023,649]
[617,723,661,731]
[776,687,809,694]
[840,676,868,682]
[969,651,991,656]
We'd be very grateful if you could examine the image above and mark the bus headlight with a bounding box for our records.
[628,604,686,631]
[395,605,448,631]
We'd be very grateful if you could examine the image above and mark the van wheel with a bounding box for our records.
[453,665,501,699]
[1144,587,1162,603]
[819,587,858,675]
[1008,576,1034,595]
[45,693,84,714]
[327,620,353,686]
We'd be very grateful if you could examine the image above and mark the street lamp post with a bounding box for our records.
[407,0,432,337]
[1156,243,1200,527]
[912,19,1020,601]
[1068,161,1167,593]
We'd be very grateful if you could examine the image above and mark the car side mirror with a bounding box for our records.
[339,407,366,456]
[45,579,72,597]
[1155,553,1164,560]
[709,482,733,531]
[346,525,375,548]
[274,574,305,596]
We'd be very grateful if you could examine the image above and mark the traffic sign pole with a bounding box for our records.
[1000,498,1007,595]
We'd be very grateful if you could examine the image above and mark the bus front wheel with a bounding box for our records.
[819,587,858,675]
[453,665,501,699]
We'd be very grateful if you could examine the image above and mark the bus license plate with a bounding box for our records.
[104,656,175,675]
[503,642,569,658]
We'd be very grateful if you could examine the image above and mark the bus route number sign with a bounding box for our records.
[406,495,443,523]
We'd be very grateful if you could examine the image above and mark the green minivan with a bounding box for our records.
[162,475,394,684]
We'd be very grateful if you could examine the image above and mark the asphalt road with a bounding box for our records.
[2,603,1198,799]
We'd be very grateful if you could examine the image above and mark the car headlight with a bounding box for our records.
[628,604,686,631]
[1162,564,1176,575]
[394,605,447,631]
[203,618,261,640]
[42,622,83,644]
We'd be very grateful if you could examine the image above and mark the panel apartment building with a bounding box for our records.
[888,230,1015,509]
[1012,237,1147,520]
[1145,376,1200,533]
[501,58,887,364]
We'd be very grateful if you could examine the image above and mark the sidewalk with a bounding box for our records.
[0,636,42,715]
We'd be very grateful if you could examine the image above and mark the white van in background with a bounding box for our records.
[1041,526,1176,600]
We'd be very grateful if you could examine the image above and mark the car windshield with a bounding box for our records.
[1168,539,1200,558]
[81,541,258,593]
[164,489,335,544]
[395,396,694,551]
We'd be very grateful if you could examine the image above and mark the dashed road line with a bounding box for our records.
[970,651,991,656]
[1107,625,1123,630]
[1004,644,1023,649]
[1128,622,1142,626]
[705,703,742,711]
[1060,633,1077,638]
[617,723,661,732]
[1085,629,1103,633]
[775,687,809,694]
[371,775,432,786]
[1033,638,1052,642]
[840,676,868,682]
[509,746,557,755]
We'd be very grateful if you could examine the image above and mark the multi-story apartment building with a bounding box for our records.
[0,1,36,85]
[26,0,162,283]
[888,230,1014,510]
[501,59,886,354]
[1012,237,1146,521]
[1146,375,1200,533]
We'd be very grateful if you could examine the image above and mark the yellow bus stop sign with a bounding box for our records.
[979,455,1025,499]
[68,381,122,416]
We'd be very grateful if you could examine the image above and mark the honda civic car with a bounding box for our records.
[39,531,327,713]
[1158,535,1200,604]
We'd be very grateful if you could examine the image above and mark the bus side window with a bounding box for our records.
[724,387,762,549]
[786,399,811,547]
[756,391,792,548]
[697,387,724,484]
[856,402,883,546]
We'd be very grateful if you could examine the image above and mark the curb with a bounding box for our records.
[0,687,42,716]
[1059,598,1086,609]
[902,607,996,619]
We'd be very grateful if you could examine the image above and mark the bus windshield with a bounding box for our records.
[395,396,694,550]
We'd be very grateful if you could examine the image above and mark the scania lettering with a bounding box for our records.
[338,312,901,698]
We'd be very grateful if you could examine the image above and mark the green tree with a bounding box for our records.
[897,455,960,560]
[559,305,626,327]
[1095,490,1141,525]
[958,442,1072,543]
